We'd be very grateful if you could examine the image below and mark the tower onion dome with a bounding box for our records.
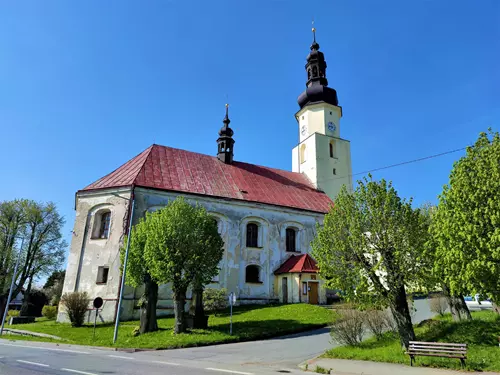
[216,104,235,164]
[297,26,338,109]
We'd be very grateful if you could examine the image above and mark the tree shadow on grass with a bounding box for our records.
[211,304,281,318]
[207,319,326,340]
[419,318,500,346]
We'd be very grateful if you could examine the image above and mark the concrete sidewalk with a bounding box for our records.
[301,358,500,375]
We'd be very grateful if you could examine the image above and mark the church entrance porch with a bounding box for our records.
[273,254,325,304]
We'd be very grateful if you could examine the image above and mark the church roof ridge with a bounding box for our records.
[81,143,333,214]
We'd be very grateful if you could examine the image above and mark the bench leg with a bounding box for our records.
[460,359,465,369]
[410,356,413,367]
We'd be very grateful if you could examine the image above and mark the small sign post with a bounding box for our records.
[92,297,103,340]
[228,292,236,335]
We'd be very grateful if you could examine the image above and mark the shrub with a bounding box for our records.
[60,291,89,327]
[429,294,448,316]
[365,309,388,340]
[7,310,20,318]
[203,288,228,314]
[5,310,19,322]
[330,309,365,346]
[132,326,140,337]
[42,305,57,320]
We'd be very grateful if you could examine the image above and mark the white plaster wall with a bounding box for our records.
[296,103,342,140]
[293,103,352,201]
[316,134,353,199]
[60,187,325,322]
[135,188,323,313]
[58,188,132,322]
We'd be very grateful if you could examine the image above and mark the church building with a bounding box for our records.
[59,29,353,322]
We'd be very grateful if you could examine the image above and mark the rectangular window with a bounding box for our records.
[302,282,307,295]
[286,228,297,252]
[96,266,109,284]
[99,212,111,239]
[246,223,259,247]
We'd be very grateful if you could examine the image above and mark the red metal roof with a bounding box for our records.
[274,254,318,274]
[82,144,333,213]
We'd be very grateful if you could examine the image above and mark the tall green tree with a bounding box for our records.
[420,203,472,321]
[0,200,65,318]
[19,201,66,316]
[144,198,223,334]
[312,177,429,349]
[121,215,159,334]
[431,129,500,308]
[0,200,27,298]
[43,270,65,289]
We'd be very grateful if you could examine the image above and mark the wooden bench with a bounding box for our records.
[407,341,467,367]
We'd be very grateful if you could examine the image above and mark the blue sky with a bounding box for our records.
[0,1,498,260]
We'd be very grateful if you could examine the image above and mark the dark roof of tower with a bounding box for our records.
[297,27,339,109]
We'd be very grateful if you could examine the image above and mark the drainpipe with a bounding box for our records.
[299,274,302,303]
[112,186,135,328]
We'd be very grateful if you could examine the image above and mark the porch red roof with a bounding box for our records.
[274,254,318,274]
[81,144,333,214]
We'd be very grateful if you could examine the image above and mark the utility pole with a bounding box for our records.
[113,189,135,344]
[1,237,25,336]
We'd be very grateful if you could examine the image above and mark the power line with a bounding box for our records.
[317,146,468,183]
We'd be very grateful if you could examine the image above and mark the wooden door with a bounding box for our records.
[282,277,288,303]
[309,282,318,304]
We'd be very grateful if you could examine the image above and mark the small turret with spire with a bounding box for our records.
[216,104,235,164]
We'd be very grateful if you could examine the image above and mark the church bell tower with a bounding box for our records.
[292,26,353,200]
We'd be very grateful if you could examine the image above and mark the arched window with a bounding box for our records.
[92,210,111,239]
[307,69,311,79]
[286,228,297,252]
[245,265,261,283]
[246,223,259,247]
[300,144,306,164]
[329,140,335,158]
[312,66,318,77]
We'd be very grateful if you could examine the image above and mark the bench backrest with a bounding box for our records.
[409,341,467,358]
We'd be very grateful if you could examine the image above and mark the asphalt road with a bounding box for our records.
[0,299,436,375]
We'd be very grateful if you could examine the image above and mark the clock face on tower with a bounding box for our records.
[328,122,336,132]
[301,125,307,136]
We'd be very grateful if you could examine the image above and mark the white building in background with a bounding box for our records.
[58,30,353,322]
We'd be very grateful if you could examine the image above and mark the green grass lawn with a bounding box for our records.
[4,304,334,349]
[325,311,500,372]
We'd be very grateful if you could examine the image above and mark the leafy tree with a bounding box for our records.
[19,202,66,316]
[0,200,27,316]
[0,200,66,318]
[120,216,159,334]
[144,198,224,334]
[431,129,500,308]
[43,270,65,289]
[420,203,471,321]
[312,177,429,349]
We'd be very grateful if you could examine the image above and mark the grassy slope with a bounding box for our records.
[5,304,334,349]
[325,311,500,372]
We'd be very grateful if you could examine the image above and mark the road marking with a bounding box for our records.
[17,360,49,367]
[0,342,89,354]
[151,360,180,366]
[205,368,254,375]
[61,368,98,375]
[108,354,135,360]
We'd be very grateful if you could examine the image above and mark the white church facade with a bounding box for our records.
[59,30,353,322]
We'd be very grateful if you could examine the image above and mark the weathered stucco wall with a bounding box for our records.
[59,186,325,322]
[58,188,133,322]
